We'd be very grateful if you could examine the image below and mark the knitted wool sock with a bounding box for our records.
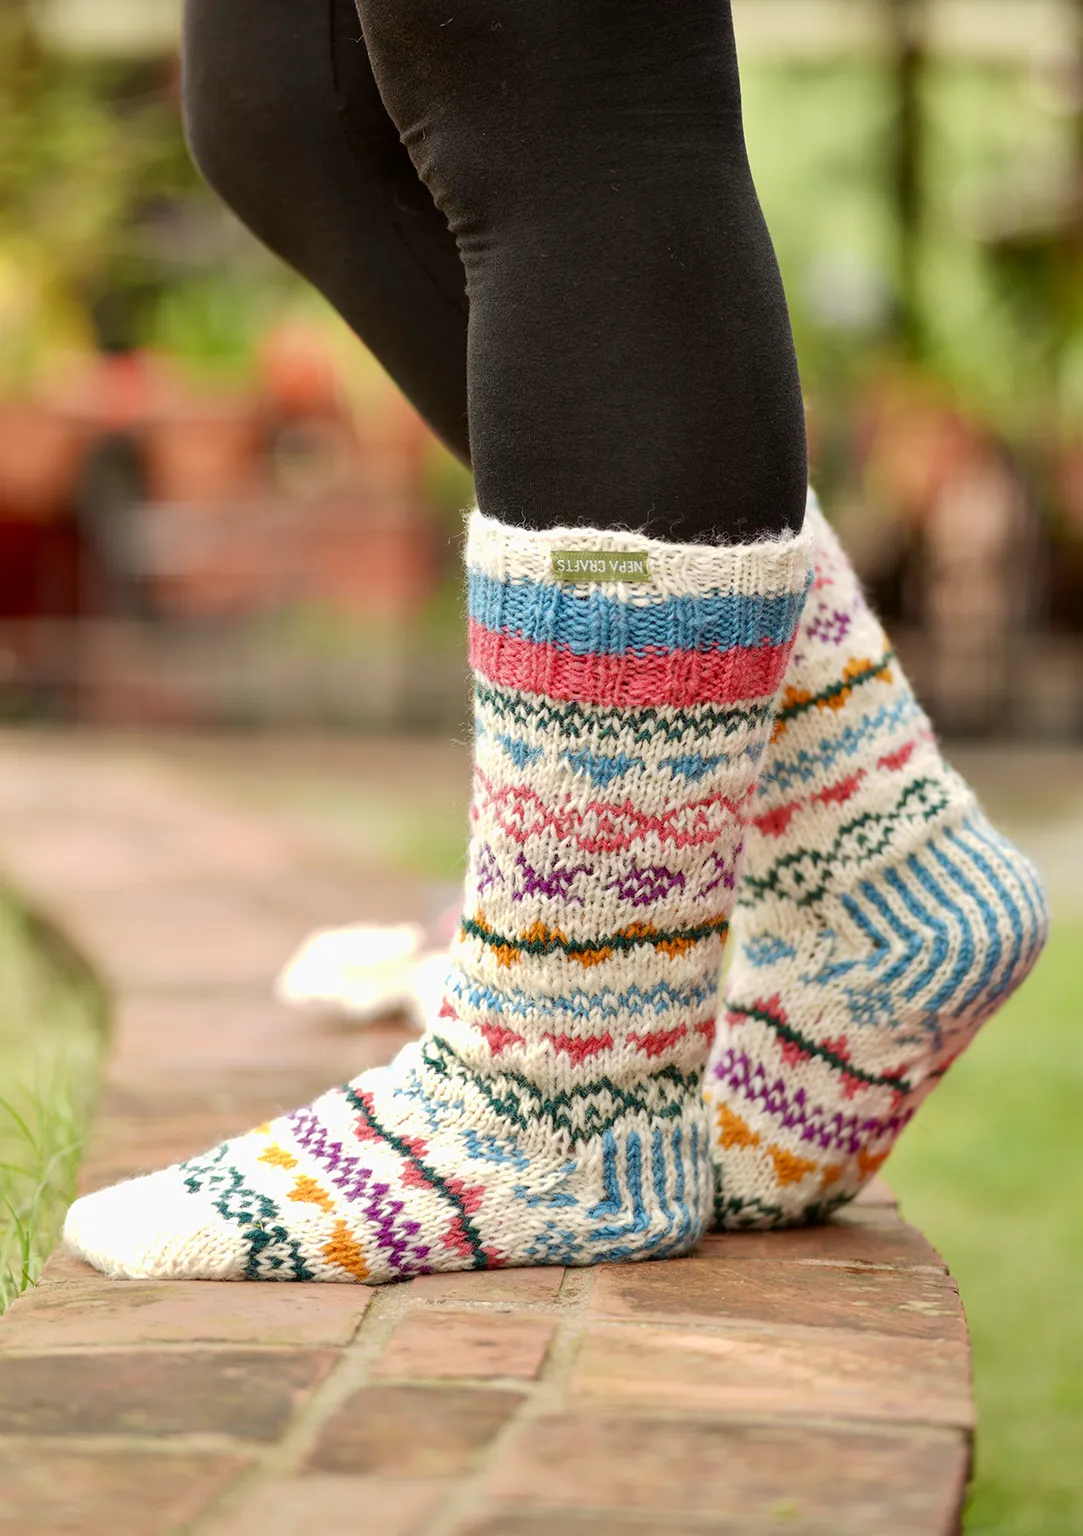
[707,496,1048,1229]
[65,511,812,1282]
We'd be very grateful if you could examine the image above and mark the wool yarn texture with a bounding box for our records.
[64,509,812,1282]
[708,495,1048,1228]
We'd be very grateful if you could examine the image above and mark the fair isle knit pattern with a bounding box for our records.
[708,496,1048,1230]
[65,510,812,1283]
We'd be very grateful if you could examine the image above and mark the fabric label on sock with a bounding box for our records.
[551,551,651,582]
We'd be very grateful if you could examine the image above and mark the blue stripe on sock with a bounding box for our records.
[762,696,926,793]
[855,875,927,996]
[951,816,1048,998]
[927,836,1003,1015]
[866,857,951,1006]
[965,816,1048,971]
[942,825,1022,1005]
[688,1122,700,1245]
[589,1130,651,1244]
[905,852,977,1013]
[672,1123,691,1252]
[468,572,806,655]
[447,977,714,1022]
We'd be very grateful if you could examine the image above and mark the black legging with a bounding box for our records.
[182,0,807,544]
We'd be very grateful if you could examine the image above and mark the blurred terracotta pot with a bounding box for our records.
[0,401,83,521]
[260,324,344,420]
[145,403,262,505]
[856,370,977,527]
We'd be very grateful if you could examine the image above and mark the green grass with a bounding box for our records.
[0,893,105,1312]
[889,919,1083,1536]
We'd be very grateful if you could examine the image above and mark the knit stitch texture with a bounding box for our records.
[708,496,1049,1229]
[64,510,812,1282]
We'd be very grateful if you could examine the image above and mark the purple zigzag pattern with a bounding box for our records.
[514,852,593,904]
[475,843,503,894]
[697,848,740,899]
[608,863,687,907]
[804,605,853,647]
[712,1047,915,1155]
[288,1104,432,1277]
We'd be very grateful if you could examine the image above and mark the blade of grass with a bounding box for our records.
[0,891,105,1310]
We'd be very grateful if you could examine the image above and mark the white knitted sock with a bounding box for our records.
[707,496,1048,1228]
[65,509,812,1282]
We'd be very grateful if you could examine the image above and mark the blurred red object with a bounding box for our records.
[0,401,83,522]
[259,322,344,420]
[855,371,977,526]
[144,403,262,505]
[303,496,438,620]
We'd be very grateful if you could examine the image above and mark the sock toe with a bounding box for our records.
[64,1168,249,1280]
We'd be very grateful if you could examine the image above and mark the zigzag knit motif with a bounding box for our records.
[64,509,813,1282]
[708,496,1048,1229]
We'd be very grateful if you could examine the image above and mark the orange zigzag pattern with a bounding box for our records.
[715,1103,890,1191]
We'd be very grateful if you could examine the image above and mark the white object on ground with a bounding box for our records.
[275,921,431,1023]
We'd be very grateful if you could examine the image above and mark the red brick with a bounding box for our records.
[407,1268,565,1305]
[0,1447,249,1536]
[695,1211,945,1270]
[570,1323,974,1429]
[376,1310,557,1382]
[0,809,291,896]
[105,995,410,1092]
[3,1278,371,1349]
[53,885,305,993]
[486,1414,970,1532]
[307,1384,523,1475]
[0,1351,337,1440]
[209,1475,444,1536]
[36,1250,104,1287]
[589,1258,966,1341]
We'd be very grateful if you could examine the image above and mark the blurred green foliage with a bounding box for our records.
[0,3,297,386]
[744,55,1083,435]
[0,893,105,1311]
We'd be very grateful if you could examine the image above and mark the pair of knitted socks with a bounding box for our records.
[65,495,1046,1281]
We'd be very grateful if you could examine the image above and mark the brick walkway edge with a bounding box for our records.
[0,738,973,1536]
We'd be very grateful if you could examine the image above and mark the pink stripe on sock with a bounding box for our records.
[469,623,794,706]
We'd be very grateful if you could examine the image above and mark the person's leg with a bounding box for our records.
[185,0,805,541]
[354,0,806,542]
[182,0,470,459]
[60,0,823,1285]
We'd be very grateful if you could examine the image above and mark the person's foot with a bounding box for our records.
[706,497,1048,1229]
[65,510,814,1281]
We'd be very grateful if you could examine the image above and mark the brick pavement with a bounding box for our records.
[0,736,973,1535]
